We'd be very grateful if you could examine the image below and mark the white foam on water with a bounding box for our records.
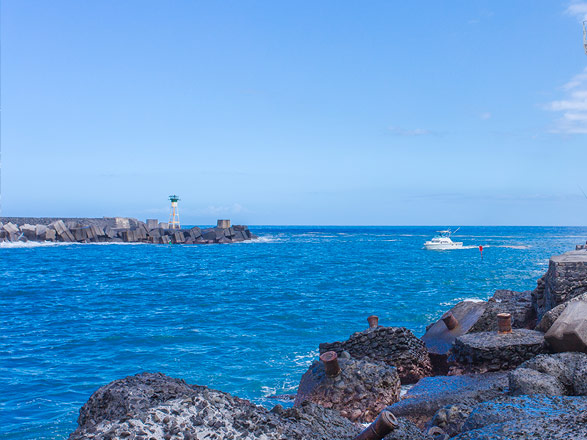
[246,235,280,243]
[0,241,69,249]
[0,241,148,249]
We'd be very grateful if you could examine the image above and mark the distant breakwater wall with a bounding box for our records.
[0,217,257,244]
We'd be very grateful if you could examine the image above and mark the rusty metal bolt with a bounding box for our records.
[441,311,459,331]
[353,410,399,440]
[320,351,341,377]
[497,313,512,334]
[367,315,379,328]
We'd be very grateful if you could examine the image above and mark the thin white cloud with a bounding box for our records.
[198,203,244,216]
[547,67,587,134]
[387,126,434,136]
[480,112,492,120]
[566,1,587,21]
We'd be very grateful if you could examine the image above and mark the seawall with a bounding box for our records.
[0,217,257,244]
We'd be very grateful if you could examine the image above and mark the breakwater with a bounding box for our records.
[0,217,257,244]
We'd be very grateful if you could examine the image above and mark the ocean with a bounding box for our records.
[1,226,586,439]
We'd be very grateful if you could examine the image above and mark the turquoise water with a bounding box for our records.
[1,226,586,439]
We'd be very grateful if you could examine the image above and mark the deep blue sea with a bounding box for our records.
[2,226,586,439]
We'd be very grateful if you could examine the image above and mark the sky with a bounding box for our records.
[2,1,587,226]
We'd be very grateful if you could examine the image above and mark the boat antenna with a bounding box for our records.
[578,185,587,201]
[453,227,461,235]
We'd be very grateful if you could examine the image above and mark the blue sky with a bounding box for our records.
[2,1,587,225]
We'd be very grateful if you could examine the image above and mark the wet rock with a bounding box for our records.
[428,404,472,438]
[382,418,430,440]
[452,395,587,440]
[387,372,508,428]
[468,290,536,333]
[545,300,587,353]
[532,250,587,320]
[320,326,432,384]
[69,372,361,440]
[509,352,587,396]
[450,329,546,374]
[294,357,400,422]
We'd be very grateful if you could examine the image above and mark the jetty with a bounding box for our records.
[0,217,257,244]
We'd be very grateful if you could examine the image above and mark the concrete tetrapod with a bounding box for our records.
[545,300,587,353]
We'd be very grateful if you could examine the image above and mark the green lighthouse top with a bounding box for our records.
[169,195,180,203]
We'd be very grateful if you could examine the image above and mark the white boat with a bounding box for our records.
[424,229,463,250]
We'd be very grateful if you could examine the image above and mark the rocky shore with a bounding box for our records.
[0,217,257,244]
[67,248,587,439]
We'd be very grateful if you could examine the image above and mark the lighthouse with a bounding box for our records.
[168,195,180,229]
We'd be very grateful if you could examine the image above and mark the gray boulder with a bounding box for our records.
[468,290,536,333]
[319,326,432,384]
[295,356,401,423]
[545,300,587,353]
[69,372,362,440]
[508,352,587,396]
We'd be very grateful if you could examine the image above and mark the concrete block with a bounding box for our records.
[115,217,131,229]
[189,226,202,239]
[233,230,246,241]
[217,219,231,228]
[173,231,185,244]
[149,228,162,238]
[43,228,56,241]
[202,229,216,241]
[104,226,116,239]
[146,219,158,230]
[35,224,48,236]
[545,300,587,353]
[3,222,19,234]
[159,222,169,229]
[20,224,37,240]
[50,220,67,235]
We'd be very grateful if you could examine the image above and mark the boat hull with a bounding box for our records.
[423,242,463,250]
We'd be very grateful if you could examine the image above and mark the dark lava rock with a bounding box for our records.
[468,290,536,333]
[450,329,546,374]
[509,352,587,396]
[387,372,508,428]
[69,372,361,440]
[319,326,432,384]
[452,395,587,440]
[294,357,400,422]
[532,250,587,320]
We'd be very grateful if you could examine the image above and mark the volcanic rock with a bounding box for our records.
[450,329,546,374]
[508,352,587,396]
[532,250,587,320]
[294,356,401,423]
[68,372,361,440]
[468,290,536,333]
[451,395,587,440]
[319,326,432,384]
[387,372,508,428]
